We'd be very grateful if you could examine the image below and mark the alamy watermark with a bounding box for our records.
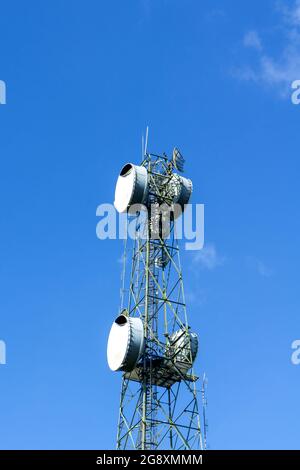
[96,203,204,251]
[0,80,6,105]
[291,340,300,365]
[291,80,300,104]
[0,340,6,365]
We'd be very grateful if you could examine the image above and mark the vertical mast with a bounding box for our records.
[112,148,203,450]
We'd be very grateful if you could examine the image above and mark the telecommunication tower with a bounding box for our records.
[107,135,204,450]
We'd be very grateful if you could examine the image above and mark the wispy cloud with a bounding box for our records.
[246,256,274,278]
[192,243,225,270]
[256,261,273,277]
[279,0,300,25]
[243,30,262,50]
[205,8,227,22]
[140,0,152,18]
[185,288,207,306]
[233,0,300,96]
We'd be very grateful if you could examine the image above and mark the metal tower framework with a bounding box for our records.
[116,151,203,450]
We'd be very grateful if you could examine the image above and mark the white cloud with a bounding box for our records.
[140,0,151,18]
[246,256,273,278]
[205,8,227,22]
[185,288,207,306]
[279,0,300,25]
[243,30,262,50]
[234,0,300,96]
[192,243,225,270]
[256,260,273,277]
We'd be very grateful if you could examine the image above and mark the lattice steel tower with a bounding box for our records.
[107,139,204,450]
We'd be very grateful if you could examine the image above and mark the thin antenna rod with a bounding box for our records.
[144,126,149,156]
[202,373,208,450]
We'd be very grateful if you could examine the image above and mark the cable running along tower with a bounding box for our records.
[107,136,204,450]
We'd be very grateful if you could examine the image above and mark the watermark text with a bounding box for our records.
[0,340,6,365]
[96,203,204,251]
[291,339,300,365]
[0,80,6,105]
[291,80,300,104]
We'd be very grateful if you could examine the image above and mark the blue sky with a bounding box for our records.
[0,0,300,450]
